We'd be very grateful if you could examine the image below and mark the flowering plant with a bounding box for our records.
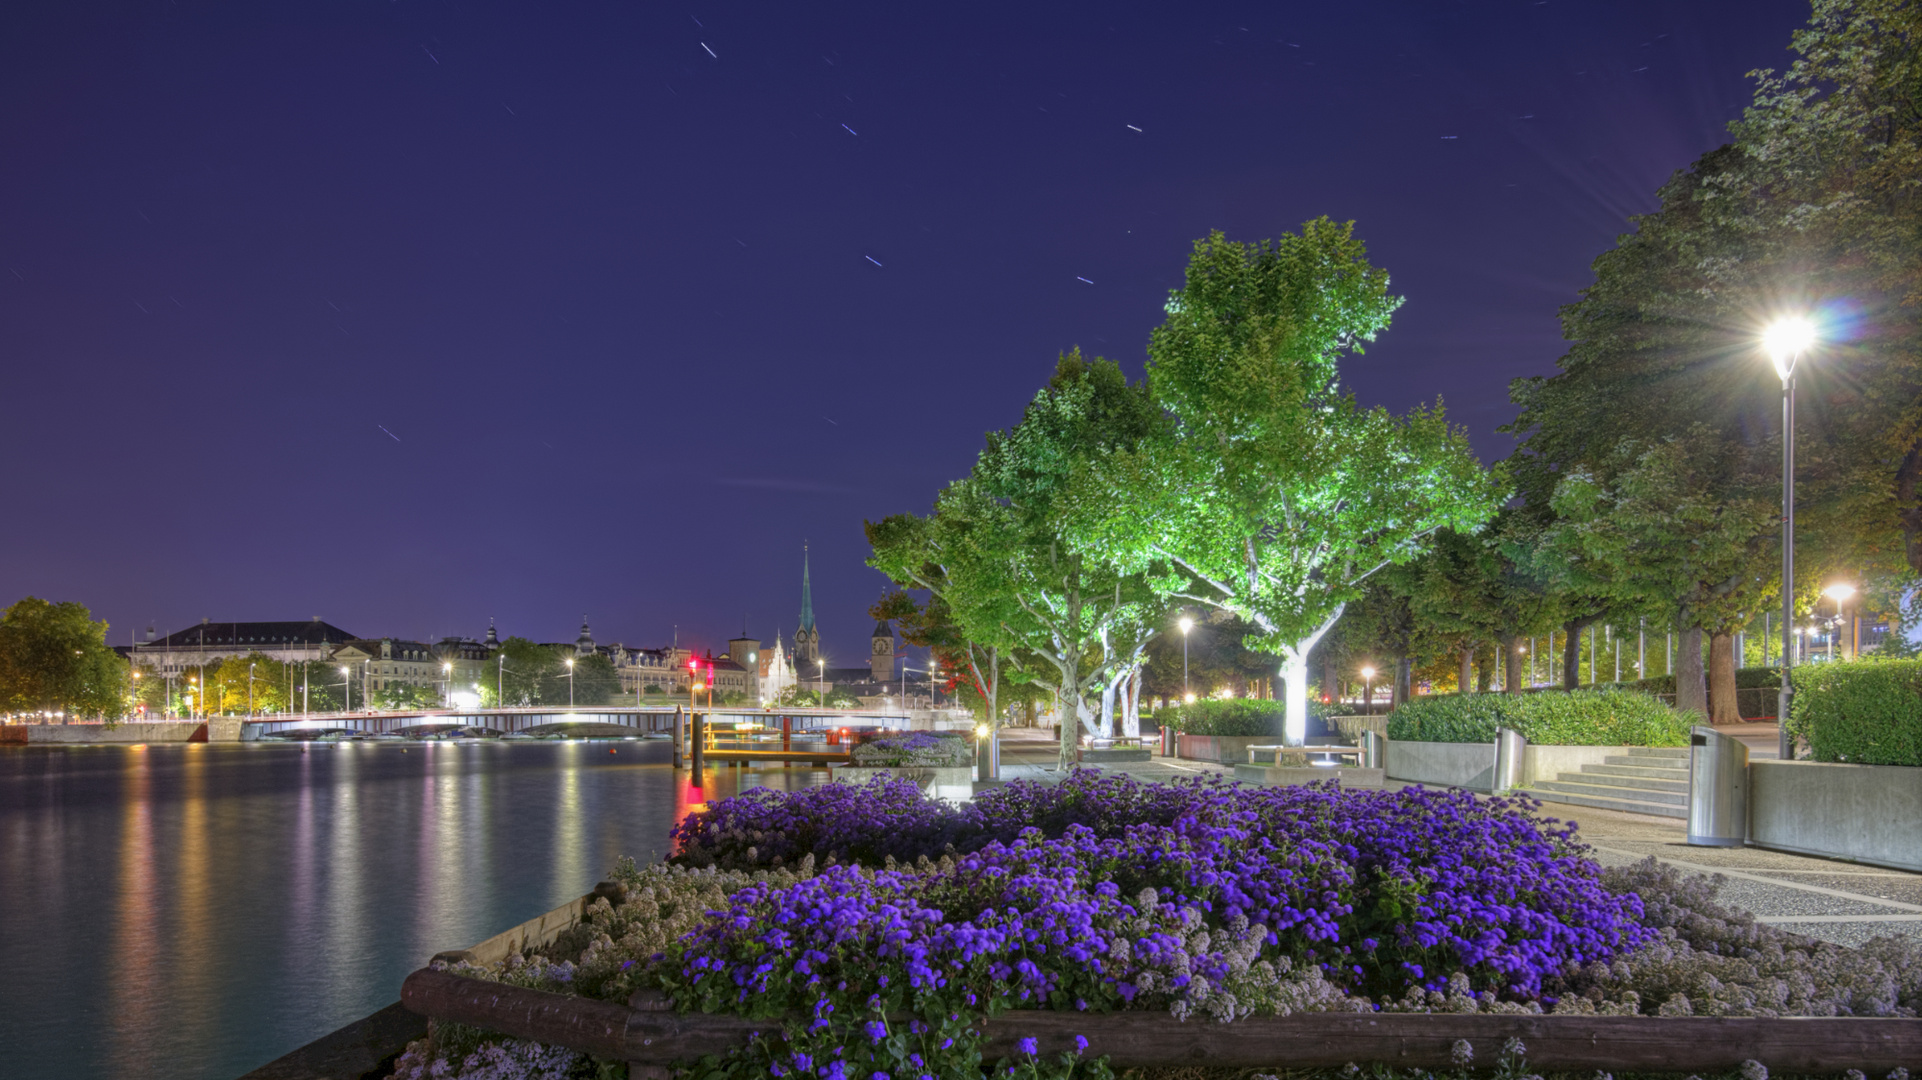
[849,731,973,768]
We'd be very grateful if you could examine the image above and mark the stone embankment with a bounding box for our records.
[0,720,243,744]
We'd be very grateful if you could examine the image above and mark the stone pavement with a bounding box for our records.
[989,725,1922,949]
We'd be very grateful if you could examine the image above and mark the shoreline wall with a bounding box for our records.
[0,720,243,744]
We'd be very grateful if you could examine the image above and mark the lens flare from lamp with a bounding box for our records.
[1763,317,1818,380]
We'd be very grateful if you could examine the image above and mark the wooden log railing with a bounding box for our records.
[401,967,1922,1073]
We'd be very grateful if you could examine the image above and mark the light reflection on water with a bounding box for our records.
[0,740,830,1080]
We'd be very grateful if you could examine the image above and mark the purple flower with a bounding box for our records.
[864,1020,887,1042]
[1074,1035,1089,1055]
[1017,1037,1038,1056]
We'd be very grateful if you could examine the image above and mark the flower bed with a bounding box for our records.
[1387,689,1689,747]
[849,730,973,768]
[391,772,1922,1080]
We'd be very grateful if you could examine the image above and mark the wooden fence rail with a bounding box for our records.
[401,968,1922,1073]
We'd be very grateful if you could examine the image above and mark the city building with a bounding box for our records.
[330,637,492,700]
[132,617,357,677]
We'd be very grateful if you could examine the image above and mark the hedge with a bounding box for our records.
[1787,658,1922,767]
[1386,688,1691,747]
[1158,698,1278,736]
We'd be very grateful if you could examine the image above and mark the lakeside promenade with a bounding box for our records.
[991,725,1922,950]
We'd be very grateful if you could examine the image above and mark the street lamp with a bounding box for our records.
[564,658,576,709]
[1177,613,1194,701]
[340,664,352,712]
[443,662,453,706]
[1360,665,1376,715]
[817,658,827,709]
[247,661,256,718]
[1765,315,1818,756]
[1822,583,1857,662]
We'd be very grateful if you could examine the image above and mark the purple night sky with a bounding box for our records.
[0,1,1806,662]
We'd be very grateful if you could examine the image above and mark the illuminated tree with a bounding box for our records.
[0,597,128,720]
[870,351,1169,762]
[1069,223,1504,743]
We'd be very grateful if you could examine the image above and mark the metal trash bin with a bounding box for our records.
[975,724,1000,782]
[1159,724,1177,757]
[1688,725,1748,847]
[1492,727,1527,794]
[1360,729,1382,769]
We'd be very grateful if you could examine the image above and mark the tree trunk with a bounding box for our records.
[1394,657,1412,709]
[1501,635,1523,694]
[1459,647,1474,695]
[1675,625,1708,718]
[1561,618,1596,690]
[1322,654,1339,704]
[1280,649,1311,746]
[1123,666,1142,738]
[1708,632,1741,725]
[1476,643,1495,692]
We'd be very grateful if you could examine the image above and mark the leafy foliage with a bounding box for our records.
[0,597,127,719]
[1070,223,1504,743]
[1386,689,1691,747]
[1787,657,1922,766]
[850,731,973,767]
[1157,698,1281,737]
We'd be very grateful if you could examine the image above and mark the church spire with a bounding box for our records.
[799,543,815,632]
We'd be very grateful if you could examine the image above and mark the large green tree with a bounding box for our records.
[1070,223,1505,743]
[0,597,128,720]
[492,636,559,706]
[870,351,1170,762]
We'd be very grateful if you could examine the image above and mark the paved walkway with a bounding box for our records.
[989,726,1922,949]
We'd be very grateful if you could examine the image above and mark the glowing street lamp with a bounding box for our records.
[1360,665,1376,715]
[1822,583,1857,662]
[564,657,576,709]
[1766,316,1818,757]
[817,658,826,709]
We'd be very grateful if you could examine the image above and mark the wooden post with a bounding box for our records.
[689,712,704,777]
[671,706,683,770]
[782,714,791,769]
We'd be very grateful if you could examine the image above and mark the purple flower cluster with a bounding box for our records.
[671,770,1651,1003]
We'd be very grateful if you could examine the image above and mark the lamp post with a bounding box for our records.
[443,662,453,707]
[131,670,141,719]
[1177,614,1194,701]
[564,658,576,709]
[817,659,826,709]
[247,661,256,718]
[340,665,352,712]
[1360,665,1376,715]
[1766,316,1817,758]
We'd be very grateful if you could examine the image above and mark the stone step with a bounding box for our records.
[1588,762,1690,780]
[1532,779,1688,806]
[1555,770,1688,795]
[1620,746,1688,760]
[1524,786,1688,820]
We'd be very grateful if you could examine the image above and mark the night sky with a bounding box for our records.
[1,1,1808,663]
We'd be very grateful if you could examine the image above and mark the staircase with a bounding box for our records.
[1524,747,1688,819]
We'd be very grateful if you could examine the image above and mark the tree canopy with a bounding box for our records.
[0,597,128,720]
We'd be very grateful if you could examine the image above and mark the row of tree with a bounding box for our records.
[865,0,1922,749]
[1329,0,1922,723]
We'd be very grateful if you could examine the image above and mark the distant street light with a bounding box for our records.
[1766,315,1818,758]
[248,661,256,718]
[564,657,576,709]
[1360,665,1377,715]
[340,664,352,713]
[818,659,826,709]
[443,661,453,706]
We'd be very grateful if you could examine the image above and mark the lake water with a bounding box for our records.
[0,740,830,1080]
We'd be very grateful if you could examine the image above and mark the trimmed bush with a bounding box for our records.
[1387,688,1690,747]
[1159,697,1279,736]
[1788,657,1922,767]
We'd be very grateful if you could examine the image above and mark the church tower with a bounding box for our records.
[793,545,820,667]
[870,620,894,682]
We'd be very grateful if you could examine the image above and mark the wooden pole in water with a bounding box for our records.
[671,705,684,770]
[690,712,705,777]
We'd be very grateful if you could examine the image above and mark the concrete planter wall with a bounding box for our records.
[1384,741,1641,793]
[1233,764,1385,789]
[830,765,975,803]
[1748,760,1922,873]
[1177,734,1275,765]
[1385,740,1496,791]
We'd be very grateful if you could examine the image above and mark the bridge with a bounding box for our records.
[241,705,964,740]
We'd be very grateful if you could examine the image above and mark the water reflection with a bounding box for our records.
[0,741,833,1080]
